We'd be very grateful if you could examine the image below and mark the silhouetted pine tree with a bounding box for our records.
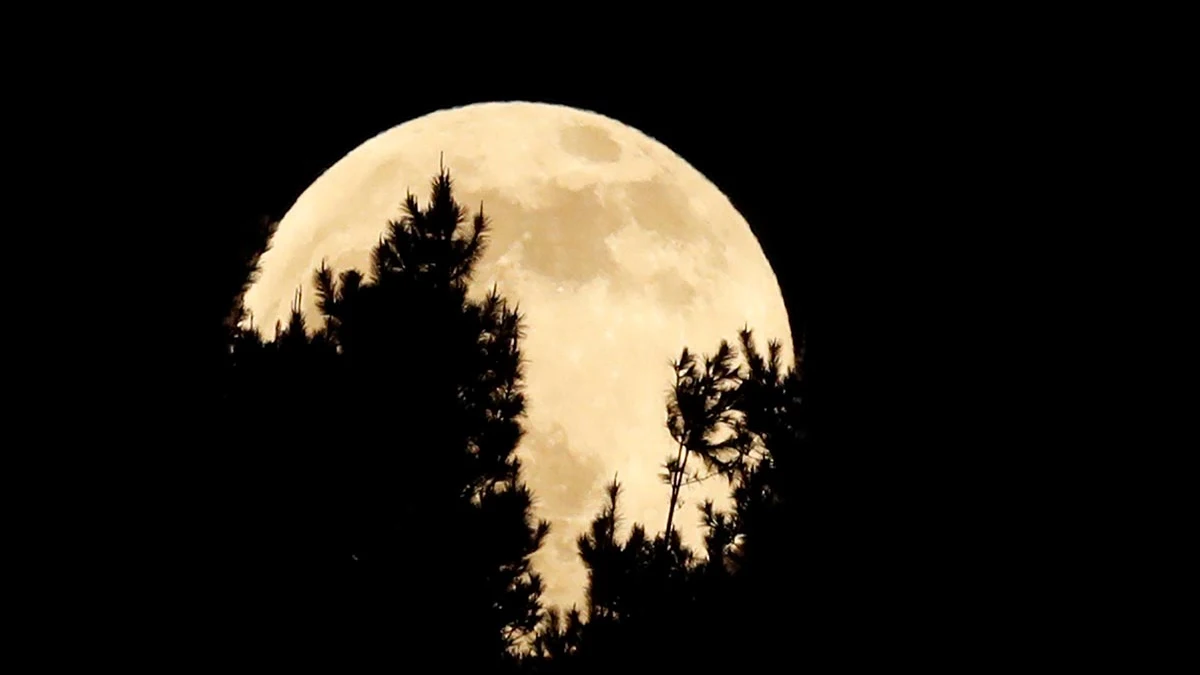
[298,168,549,667]
[526,606,584,668]
[207,168,549,669]
[693,327,807,668]
[520,478,704,673]
[224,216,280,340]
[216,287,338,576]
[729,328,805,565]
[523,328,806,673]
[662,340,751,539]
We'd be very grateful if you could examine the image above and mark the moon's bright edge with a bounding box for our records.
[243,101,792,611]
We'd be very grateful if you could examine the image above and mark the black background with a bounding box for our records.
[79,43,1050,661]
[17,18,1132,663]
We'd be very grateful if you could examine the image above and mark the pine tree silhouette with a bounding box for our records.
[691,327,807,669]
[523,327,807,673]
[517,477,705,672]
[662,340,751,539]
[223,168,548,669]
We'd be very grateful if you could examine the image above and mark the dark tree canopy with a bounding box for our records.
[223,169,549,669]
[211,167,806,672]
[519,329,807,673]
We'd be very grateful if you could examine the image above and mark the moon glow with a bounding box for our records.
[243,102,792,611]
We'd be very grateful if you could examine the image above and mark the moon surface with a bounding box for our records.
[242,102,792,611]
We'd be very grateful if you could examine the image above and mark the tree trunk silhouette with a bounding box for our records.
[664,437,689,539]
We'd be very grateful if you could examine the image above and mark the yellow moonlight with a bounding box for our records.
[242,101,792,611]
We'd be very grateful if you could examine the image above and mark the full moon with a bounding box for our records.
[242,101,792,611]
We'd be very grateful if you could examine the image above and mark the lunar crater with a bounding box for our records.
[467,183,622,289]
[520,423,603,517]
[520,422,605,593]
[649,269,701,308]
[559,123,623,163]
[623,177,708,242]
